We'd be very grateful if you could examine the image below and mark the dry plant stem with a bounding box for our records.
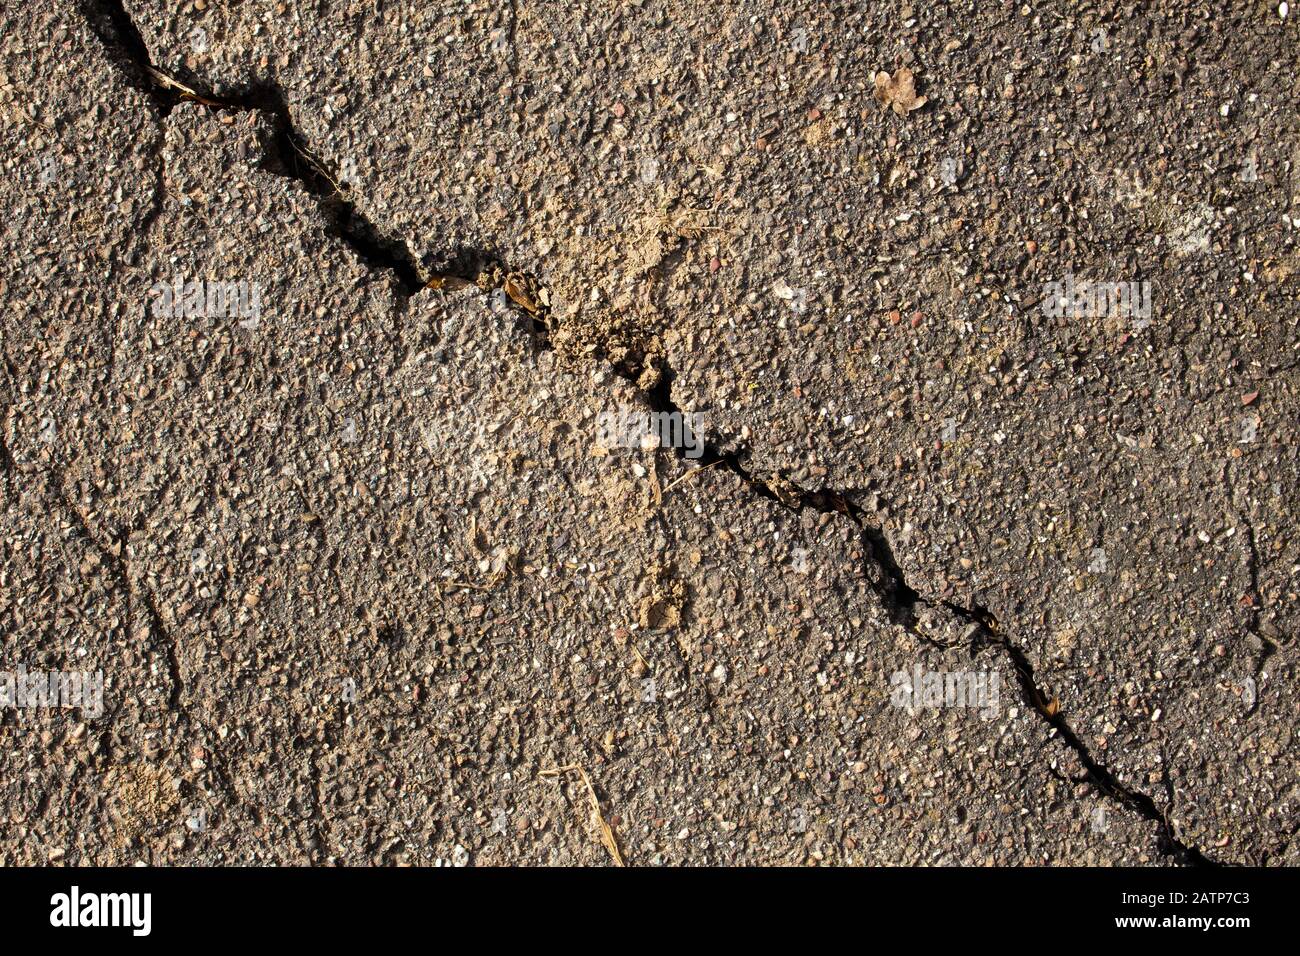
[540,765,625,866]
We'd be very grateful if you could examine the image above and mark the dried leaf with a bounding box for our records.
[504,275,538,314]
[874,67,927,117]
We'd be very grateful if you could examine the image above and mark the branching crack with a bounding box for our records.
[47,465,185,713]
[81,0,1221,867]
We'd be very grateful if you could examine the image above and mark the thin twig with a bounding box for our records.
[661,458,724,498]
[540,764,625,866]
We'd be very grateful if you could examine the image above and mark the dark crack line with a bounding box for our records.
[0,358,17,485]
[81,0,170,112]
[142,578,185,712]
[632,357,1219,865]
[83,0,426,299]
[641,361,923,623]
[945,603,1217,867]
[602,312,1220,867]
[81,0,1226,869]
[0,421,15,483]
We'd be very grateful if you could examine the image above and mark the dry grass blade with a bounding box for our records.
[144,65,225,107]
[540,764,625,866]
[285,137,344,196]
[661,459,723,498]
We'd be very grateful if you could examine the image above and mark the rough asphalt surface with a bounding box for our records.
[0,1,1295,865]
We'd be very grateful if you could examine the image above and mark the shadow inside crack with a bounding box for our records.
[950,606,1218,867]
[84,0,426,295]
[80,0,1223,871]
[81,0,170,111]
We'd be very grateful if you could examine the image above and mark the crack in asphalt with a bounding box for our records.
[81,0,1220,867]
[952,607,1216,866]
[83,0,427,298]
[52,458,254,835]
[46,464,185,714]
[640,369,1217,864]
[9,433,256,841]
[0,424,15,482]
[44,452,254,838]
[0,357,19,483]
